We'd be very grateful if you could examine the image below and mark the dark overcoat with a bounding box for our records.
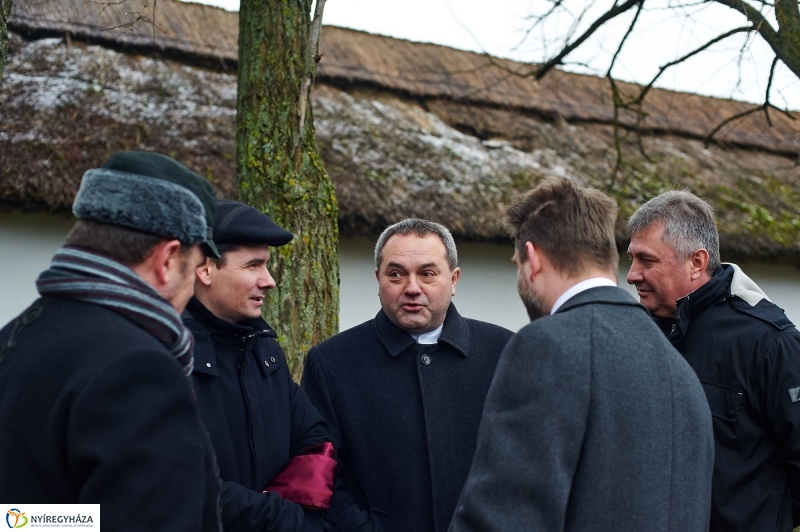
[0,297,220,531]
[449,286,714,532]
[184,298,330,532]
[301,304,513,532]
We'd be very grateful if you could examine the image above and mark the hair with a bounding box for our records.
[627,190,720,273]
[209,243,242,269]
[505,177,619,277]
[66,219,193,266]
[374,218,458,270]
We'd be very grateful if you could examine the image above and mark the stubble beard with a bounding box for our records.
[517,274,547,322]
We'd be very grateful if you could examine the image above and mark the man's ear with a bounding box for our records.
[152,240,184,286]
[523,241,542,281]
[450,267,461,296]
[195,257,215,287]
[689,248,710,281]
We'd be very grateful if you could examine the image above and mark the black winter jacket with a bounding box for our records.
[184,297,330,532]
[0,297,221,531]
[656,264,800,532]
[301,304,513,532]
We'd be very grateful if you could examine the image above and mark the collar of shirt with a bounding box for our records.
[410,323,444,344]
[551,277,617,315]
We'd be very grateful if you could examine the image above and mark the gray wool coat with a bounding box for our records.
[449,286,714,532]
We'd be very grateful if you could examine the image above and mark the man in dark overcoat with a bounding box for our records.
[302,218,514,532]
[449,178,714,532]
[184,199,335,532]
[0,151,223,531]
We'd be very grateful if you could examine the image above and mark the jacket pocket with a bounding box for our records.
[700,380,744,422]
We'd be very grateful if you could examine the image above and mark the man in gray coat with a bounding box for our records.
[449,177,714,532]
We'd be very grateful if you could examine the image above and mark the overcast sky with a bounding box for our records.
[183,0,798,110]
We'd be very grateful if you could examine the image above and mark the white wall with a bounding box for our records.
[0,211,73,324]
[1,212,798,334]
[341,237,800,333]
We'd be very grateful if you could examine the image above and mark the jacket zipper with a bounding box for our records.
[239,335,259,488]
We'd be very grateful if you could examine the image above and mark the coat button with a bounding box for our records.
[270,357,276,363]
[265,361,270,367]
[421,354,431,366]
[206,363,211,368]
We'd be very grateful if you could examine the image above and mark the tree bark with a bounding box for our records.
[236,0,339,381]
[770,0,800,80]
[711,0,800,80]
[0,0,11,81]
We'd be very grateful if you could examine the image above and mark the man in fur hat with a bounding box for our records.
[0,151,222,531]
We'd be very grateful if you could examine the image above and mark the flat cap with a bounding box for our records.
[215,200,293,247]
[72,151,219,257]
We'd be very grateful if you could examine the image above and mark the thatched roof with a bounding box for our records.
[11,0,800,156]
[10,0,238,65]
[2,0,799,264]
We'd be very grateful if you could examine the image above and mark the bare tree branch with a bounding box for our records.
[663,0,718,10]
[91,0,128,12]
[607,0,644,73]
[635,25,754,103]
[96,0,162,38]
[560,60,596,69]
[711,0,781,56]
[606,0,646,181]
[763,55,778,126]
[295,0,326,153]
[513,0,566,52]
[561,3,598,53]
[703,106,763,146]
[505,0,798,172]
[762,56,796,122]
[704,56,795,146]
[534,0,643,80]
[151,0,157,46]
[608,78,625,180]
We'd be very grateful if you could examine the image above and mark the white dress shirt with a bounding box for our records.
[550,277,617,315]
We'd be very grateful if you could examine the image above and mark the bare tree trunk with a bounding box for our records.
[0,0,11,81]
[235,0,338,381]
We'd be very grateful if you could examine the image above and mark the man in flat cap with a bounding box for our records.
[184,199,335,532]
[0,151,222,531]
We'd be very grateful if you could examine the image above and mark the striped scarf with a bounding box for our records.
[36,246,194,376]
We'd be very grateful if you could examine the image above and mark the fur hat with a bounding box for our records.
[73,151,220,257]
